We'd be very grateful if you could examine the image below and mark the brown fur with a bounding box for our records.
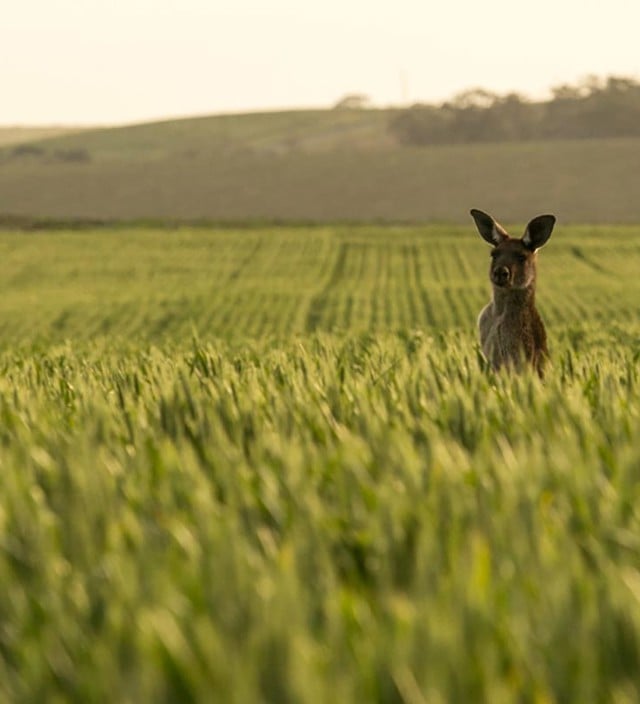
[471,209,556,377]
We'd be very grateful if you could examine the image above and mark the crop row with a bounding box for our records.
[0,225,638,345]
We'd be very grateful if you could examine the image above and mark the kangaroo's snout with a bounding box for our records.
[492,265,511,287]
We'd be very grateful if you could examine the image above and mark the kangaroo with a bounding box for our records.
[470,209,556,377]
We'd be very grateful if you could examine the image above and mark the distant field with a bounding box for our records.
[1,225,640,701]
[1,110,639,223]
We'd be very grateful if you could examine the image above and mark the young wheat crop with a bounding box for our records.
[0,225,638,702]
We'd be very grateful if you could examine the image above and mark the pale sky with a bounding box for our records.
[2,0,639,126]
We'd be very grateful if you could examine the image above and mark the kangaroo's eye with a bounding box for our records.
[490,250,498,259]
[517,254,527,263]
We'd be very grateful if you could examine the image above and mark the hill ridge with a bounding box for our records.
[1,109,639,223]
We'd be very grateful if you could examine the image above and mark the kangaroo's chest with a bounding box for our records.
[478,303,534,367]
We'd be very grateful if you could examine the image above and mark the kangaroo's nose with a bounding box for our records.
[492,266,510,286]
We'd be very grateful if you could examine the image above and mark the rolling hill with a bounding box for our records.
[0,126,87,147]
[1,109,639,223]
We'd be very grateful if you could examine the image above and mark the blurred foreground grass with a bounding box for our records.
[1,329,639,702]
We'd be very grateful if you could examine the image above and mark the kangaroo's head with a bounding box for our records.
[470,209,556,290]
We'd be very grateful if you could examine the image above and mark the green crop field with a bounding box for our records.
[1,223,640,702]
[1,223,639,342]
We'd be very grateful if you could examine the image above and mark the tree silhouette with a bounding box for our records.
[388,75,640,145]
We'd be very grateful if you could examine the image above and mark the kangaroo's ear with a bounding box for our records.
[522,214,556,251]
[470,209,508,246]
